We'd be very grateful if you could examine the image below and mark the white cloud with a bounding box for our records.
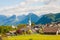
[0,0,60,16]
[20,2,26,6]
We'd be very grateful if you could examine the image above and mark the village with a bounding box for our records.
[0,14,60,40]
[3,21,60,37]
[0,18,60,40]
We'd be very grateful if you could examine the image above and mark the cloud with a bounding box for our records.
[0,0,60,16]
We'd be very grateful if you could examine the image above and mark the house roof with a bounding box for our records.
[43,27,59,33]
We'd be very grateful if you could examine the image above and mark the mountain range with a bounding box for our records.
[36,13,60,24]
[0,13,60,26]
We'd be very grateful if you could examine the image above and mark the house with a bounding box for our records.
[43,27,60,35]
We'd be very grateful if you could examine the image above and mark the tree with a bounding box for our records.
[17,24,26,29]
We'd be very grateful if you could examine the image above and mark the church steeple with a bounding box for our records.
[29,16,31,26]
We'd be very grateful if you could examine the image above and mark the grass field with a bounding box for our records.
[3,34,60,40]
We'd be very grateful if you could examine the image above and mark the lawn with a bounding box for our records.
[3,34,60,40]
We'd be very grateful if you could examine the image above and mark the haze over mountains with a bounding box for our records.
[0,13,60,26]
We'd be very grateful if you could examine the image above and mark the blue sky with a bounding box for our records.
[0,0,47,7]
[0,0,25,8]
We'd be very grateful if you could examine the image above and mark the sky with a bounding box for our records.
[0,0,60,16]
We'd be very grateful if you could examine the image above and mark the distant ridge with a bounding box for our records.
[0,13,60,26]
[36,13,60,24]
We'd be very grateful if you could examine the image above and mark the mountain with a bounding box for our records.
[28,13,39,23]
[0,13,60,26]
[14,13,39,25]
[0,15,7,22]
[36,13,60,25]
[0,13,40,26]
[35,14,52,24]
[17,15,27,22]
[0,15,16,26]
[14,15,29,25]
[55,13,60,22]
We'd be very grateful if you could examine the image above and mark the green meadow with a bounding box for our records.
[3,34,60,40]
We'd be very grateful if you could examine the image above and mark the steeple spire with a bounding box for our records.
[28,13,32,27]
[29,16,31,26]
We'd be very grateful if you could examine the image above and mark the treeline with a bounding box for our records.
[0,26,15,34]
[0,23,35,34]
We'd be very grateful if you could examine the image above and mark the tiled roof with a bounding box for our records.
[43,27,59,33]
